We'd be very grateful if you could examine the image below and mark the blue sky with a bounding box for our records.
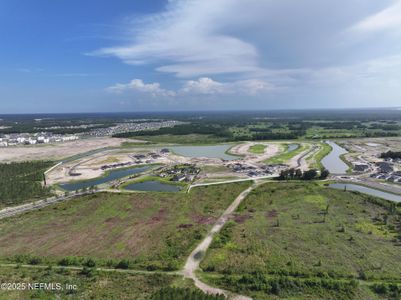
[1,0,401,113]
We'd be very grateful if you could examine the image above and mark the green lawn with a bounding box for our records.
[249,144,267,154]
[0,182,251,271]
[309,142,332,169]
[200,182,401,299]
[265,144,306,164]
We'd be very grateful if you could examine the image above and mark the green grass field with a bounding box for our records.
[200,182,401,299]
[308,142,332,169]
[249,144,267,154]
[265,144,306,164]
[0,182,251,271]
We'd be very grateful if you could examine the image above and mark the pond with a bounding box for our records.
[169,144,237,160]
[329,183,401,203]
[124,180,182,192]
[321,141,349,174]
[59,165,151,191]
[287,143,299,152]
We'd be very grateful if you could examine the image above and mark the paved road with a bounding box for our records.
[182,183,261,300]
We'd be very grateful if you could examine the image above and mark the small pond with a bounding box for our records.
[124,180,182,192]
[287,144,299,152]
[169,144,237,160]
[329,183,401,203]
[321,141,349,174]
[59,166,151,191]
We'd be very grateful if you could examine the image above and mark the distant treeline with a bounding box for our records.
[0,161,53,206]
[113,123,303,141]
[380,151,401,160]
[114,123,230,138]
[112,118,401,142]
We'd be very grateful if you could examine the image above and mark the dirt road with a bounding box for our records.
[182,183,260,300]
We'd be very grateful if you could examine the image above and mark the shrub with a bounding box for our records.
[83,258,96,268]
[115,259,130,269]
[58,256,79,266]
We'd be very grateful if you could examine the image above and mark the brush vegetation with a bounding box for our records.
[200,182,401,299]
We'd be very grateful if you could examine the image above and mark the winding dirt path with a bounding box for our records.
[182,183,261,300]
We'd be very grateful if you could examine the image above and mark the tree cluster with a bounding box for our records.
[0,161,53,205]
[278,168,329,181]
[380,151,401,160]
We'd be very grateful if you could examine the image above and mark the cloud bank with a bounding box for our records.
[95,0,401,108]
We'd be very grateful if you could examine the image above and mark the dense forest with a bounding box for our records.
[0,161,53,206]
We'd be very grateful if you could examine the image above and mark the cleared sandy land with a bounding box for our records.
[0,137,129,162]
[229,142,280,162]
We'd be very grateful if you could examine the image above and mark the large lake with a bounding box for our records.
[59,165,151,191]
[329,183,401,203]
[124,180,182,192]
[169,145,237,160]
[321,141,349,174]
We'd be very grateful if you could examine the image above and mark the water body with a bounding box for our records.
[365,143,381,147]
[321,141,349,174]
[59,166,151,191]
[329,183,401,203]
[287,144,299,152]
[124,180,182,192]
[169,144,237,160]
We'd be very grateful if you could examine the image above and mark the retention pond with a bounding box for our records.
[59,165,151,191]
[321,141,349,174]
[329,183,401,203]
[169,144,237,160]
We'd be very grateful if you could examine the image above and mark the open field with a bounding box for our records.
[248,144,267,154]
[0,182,251,271]
[0,265,199,300]
[265,143,305,164]
[0,137,128,162]
[200,182,401,299]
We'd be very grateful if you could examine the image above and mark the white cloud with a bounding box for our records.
[235,79,274,95]
[107,79,176,96]
[180,77,224,94]
[91,0,265,78]
[108,77,272,97]
[97,0,401,108]
[351,1,401,33]
[180,77,272,95]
